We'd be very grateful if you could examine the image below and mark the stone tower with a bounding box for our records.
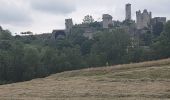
[65,18,73,34]
[102,14,113,29]
[136,9,152,29]
[125,3,131,20]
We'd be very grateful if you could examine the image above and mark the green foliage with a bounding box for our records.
[127,46,154,62]
[90,29,131,65]
[0,29,12,40]
[81,40,93,55]
[152,21,170,58]
[0,21,169,85]
[89,21,102,30]
[22,46,40,80]
[123,19,134,26]
[83,15,94,24]
[0,50,12,81]
[152,22,164,37]
[139,31,153,46]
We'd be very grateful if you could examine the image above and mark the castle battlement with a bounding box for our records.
[51,4,167,40]
[136,9,152,29]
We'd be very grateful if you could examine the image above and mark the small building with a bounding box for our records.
[52,30,66,39]
[51,19,73,40]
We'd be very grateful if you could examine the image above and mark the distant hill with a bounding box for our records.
[0,58,170,100]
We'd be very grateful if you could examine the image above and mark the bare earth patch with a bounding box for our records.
[0,58,170,100]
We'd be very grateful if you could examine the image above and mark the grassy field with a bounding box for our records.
[0,59,170,100]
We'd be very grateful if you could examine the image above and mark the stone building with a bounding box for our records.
[152,17,166,25]
[151,17,166,36]
[73,23,98,39]
[65,18,73,34]
[102,14,113,29]
[136,9,152,29]
[125,3,131,20]
[52,30,66,39]
[51,19,73,39]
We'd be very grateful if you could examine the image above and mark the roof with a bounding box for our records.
[52,30,66,39]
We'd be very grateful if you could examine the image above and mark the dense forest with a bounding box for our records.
[0,20,170,85]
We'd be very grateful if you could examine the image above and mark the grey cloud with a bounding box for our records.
[30,0,76,15]
[128,0,170,15]
[0,0,169,34]
[0,2,32,26]
[0,9,32,26]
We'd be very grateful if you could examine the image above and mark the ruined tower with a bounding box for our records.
[102,14,113,29]
[65,18,73,34]
[125,3,131,20]
[136,9,152,29]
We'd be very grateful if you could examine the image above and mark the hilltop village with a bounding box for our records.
[39,3,166,40]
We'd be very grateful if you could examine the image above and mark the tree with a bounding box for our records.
[23,46,40,80]
[90,29,131,65]
[152,22,164,37]
[152,21,170,58]
[139,31,153,46]
[127,46,154,62]
[0,51,12,81]
[40,47,58,74]
[62,46,85,70]
[0,29,12,40]
[81,40,93,55]
[89,21,102,29]
[9,41,25,81]
[83,15,94,24]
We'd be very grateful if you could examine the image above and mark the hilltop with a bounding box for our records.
[0,58,170,100]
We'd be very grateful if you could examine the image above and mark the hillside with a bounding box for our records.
[0,59,170,100]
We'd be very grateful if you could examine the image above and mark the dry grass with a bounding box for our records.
[0,58,170,100]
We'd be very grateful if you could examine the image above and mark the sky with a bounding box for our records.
[0,0,169,34]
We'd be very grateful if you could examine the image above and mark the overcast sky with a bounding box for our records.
[0,0,169,34]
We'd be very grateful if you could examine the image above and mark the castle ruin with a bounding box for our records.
[65,18,73,34]
[125,3,131,20]
[136,9,152,29]
[152,17,166,25]
[50,3,167,40]
[102,14,113,29]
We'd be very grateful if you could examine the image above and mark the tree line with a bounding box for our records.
[0,21,170,85]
